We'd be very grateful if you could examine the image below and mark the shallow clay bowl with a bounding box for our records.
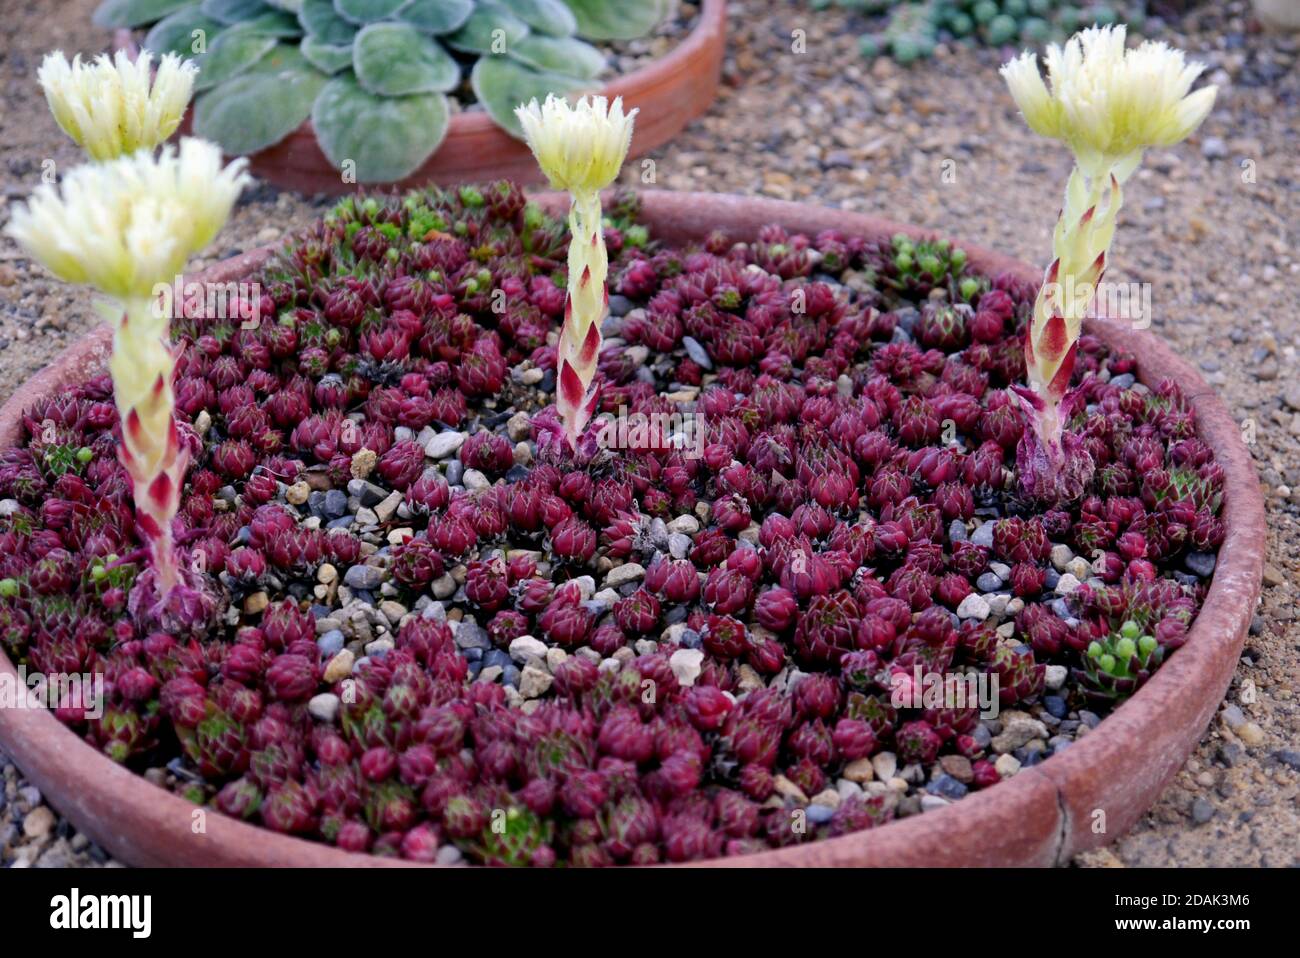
[114,0,727,195]
[0,191,1265,867]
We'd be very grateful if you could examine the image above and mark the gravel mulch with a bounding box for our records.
[1,0,1296,868]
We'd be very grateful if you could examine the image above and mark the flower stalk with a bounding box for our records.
[1000,26,1215,500]
[6,138,248,611]
[515,95,637,450]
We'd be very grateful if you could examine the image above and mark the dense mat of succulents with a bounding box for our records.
[814,0,1152,63]
[0,184,1225,865]
[95,0,677,182]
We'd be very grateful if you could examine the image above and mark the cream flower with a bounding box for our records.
[39,49,197,161]
[1001,26,1216,179]
[5,138,249,302]
[514,94,637,196]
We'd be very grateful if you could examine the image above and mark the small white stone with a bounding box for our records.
[424,431,467,459]
[666,515,700,535]
[871,751,897,782]
[308,693,340,723]
[1044,664,1068,690]
[1066,557,1092,581]
[509,636,549,662]
[1055,573,1082,595]
[957,593,991,620]
[463,469,490,491]
[507,412,532,442]
[994,754,1022,778]
[669,648,705,686]
[519,665,553,699]
[604,562,646,589]
[1050,543,1074,572]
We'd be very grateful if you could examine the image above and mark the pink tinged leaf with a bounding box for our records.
[579,266,592,290]
[577,321,601,367]
[1023,323,1037,370]
[1039,311,1069,363]
[125,408,146,447]
[559,361,586,409]
[1079,205,1095,227]
[1046,340,1078,403]
[581,383,601,419]
[147,472,175,512]
[136,511,162,539]
[1009,384,1045,413]
[1045,259,1060,286]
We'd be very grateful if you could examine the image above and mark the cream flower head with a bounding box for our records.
[39,49,197,161]
[5,138,249,302]
[514,94,637,196]
[1001,25,1216,179]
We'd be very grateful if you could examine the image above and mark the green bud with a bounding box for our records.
[1119,620,1140,640]
[951,247,967,270]
[895,251,914,271]
[1098,654,1116,673]
[1138,635,1157,657]
[919,253,942,276]
[959,277,980,301]
[459,186,485,207]
[0,578,18,598]
[1087,641,1103,659]
[523,203,544,231]
[91,564,107,581]
[76,446,93,464]
[1115,637,1137,660]
[625,224,649,248]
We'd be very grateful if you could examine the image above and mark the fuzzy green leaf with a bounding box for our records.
[193,29,278,91]
[490,0,576,37]
[93,0,196,28]
[143,5,223,57]
[224,8,304,34]
[300,34,354,72]
[445,5,529,54]
[508,33,603,78]
[397,0,473,34]
[298,0,358,42]
[200,0,273,23]
[564,0,664,41]
[312,72,449,182]
[353,23,459,95]
[192,44,327,154]
[334,0,412,23]
[470,56,590,138]
[263,0,303,10]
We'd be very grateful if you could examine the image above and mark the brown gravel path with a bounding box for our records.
[1,0,1296,867]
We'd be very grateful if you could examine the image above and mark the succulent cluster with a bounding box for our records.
[95,0,670,182]
[0,183,1221,865]
[825,0,1151,63]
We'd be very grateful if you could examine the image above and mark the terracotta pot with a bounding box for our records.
[0,191,1265,867]
[113,0,727,195]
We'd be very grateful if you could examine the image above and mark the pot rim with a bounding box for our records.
[0,190,1265,867]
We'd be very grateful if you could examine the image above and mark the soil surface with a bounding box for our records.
[1,0,1296,868]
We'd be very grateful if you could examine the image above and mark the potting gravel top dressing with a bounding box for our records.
[0,186,1224,865]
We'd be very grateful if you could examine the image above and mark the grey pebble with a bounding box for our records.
[343,565,384,590]
[1184,551,1217,578]
[317,630,345,656]
[681,336,713,369]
